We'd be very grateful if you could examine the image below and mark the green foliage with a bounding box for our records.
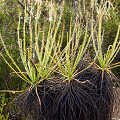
[0,94,10,120]
[0,0,25,91]
[103,4,120,50]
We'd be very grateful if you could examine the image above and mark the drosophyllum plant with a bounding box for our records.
[91,1,120,80]
[0,0,64,104]
[42,11,100,120]
[90,2,120,118]
[55,16,93,84]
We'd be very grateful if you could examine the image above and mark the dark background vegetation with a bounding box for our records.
[0,0,120,119]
